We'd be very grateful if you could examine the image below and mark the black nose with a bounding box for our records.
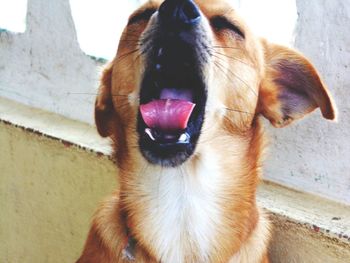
[159,0,201,27]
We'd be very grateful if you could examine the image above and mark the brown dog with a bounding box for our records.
[77,0,336,262]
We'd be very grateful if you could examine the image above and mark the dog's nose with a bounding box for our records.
[159,0,201,27]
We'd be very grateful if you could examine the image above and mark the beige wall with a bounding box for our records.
[0,122,117,263]
[1,117,349,262]
[269,216,350,263]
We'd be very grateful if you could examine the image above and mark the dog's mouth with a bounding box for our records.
[137,52,207,167]
[136,0,210,167]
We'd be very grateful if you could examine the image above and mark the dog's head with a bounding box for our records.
[95,0,336,168]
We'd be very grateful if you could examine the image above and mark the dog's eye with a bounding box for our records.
[210,16,245,38]
[128,8,157,25]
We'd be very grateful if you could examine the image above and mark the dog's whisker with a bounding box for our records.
[66,92,130,98]
[223,107,255,115]
[213,59,258,97]
[118,39,142,44]
[118,40,142,44]
[120,32,144,38]
[116,49,140,62]
[134,51,144,63]
[212,45,240,50]
[202,108,251,134]
[204,104,253,135]
[213,60,239,86]
[119,37,141,41]
[211,51,253,67]
[122,27,157,37]
[211,53,251,70]
[121,32,142,37]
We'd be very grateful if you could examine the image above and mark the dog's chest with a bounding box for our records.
[137,158,223,263]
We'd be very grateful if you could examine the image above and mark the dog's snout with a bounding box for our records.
[159,0,201,27]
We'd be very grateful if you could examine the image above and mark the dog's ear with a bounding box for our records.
[95,63,116,137]
[258,40,337,128]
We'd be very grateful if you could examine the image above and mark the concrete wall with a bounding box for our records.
[264,0,350,204]
[0,0,101,124]
[0,0,349,204]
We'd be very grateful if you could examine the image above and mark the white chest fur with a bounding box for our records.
[135,153,223,263]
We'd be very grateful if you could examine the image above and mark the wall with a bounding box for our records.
[0,120,117,263]
[264,0,350,204]
[0,0,101,124]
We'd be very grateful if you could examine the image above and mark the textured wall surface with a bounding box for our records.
[0,0,100,124]
[264,0,350,204]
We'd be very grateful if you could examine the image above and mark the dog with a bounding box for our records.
[77,0,336,262]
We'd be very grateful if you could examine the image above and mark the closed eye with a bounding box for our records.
[128,8,157,25]
[210,16,245,38]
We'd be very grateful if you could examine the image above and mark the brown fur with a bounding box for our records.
[77,1,336,262]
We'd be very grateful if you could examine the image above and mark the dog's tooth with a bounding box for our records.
[179,133,189,143]
[145,128,156,141]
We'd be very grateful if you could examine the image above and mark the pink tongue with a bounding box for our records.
[140,100,196,132]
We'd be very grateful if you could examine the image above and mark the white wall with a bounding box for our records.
[0,0,141,124]
[0,0,99,124]
[0,0,349,204]
[264,0,350,204]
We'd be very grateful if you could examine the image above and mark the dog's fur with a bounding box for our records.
[77,1,336,262]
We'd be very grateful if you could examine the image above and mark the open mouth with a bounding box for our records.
[137,58,207,167]
[136,0,210,167]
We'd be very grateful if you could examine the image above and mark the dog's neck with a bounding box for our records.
[120,124,264,262]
